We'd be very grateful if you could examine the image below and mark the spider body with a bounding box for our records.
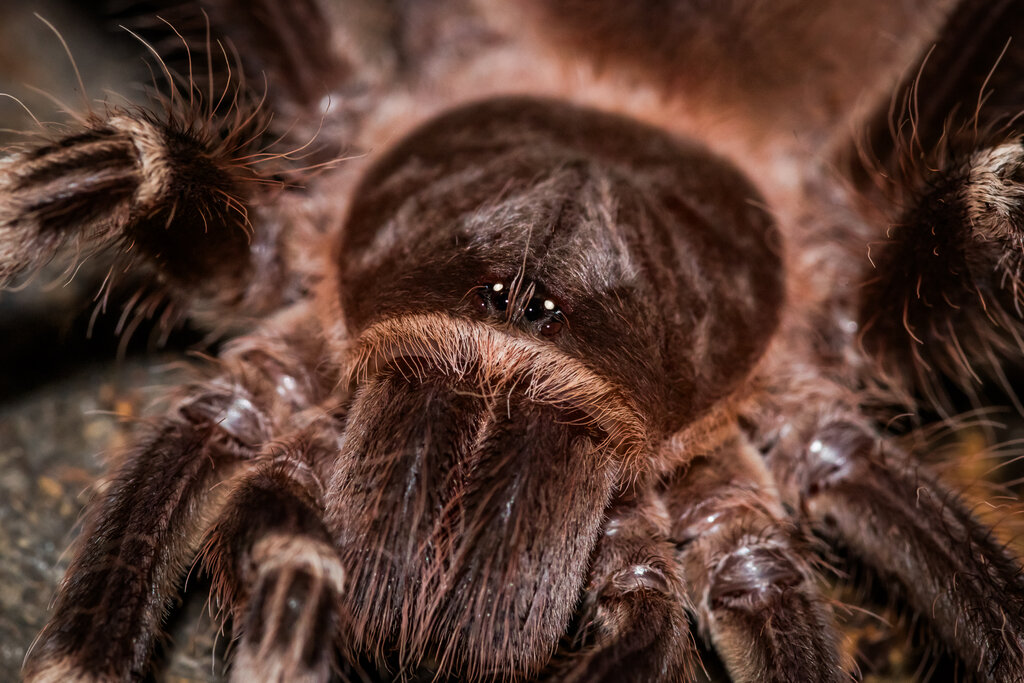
[322,97,781,678]
[7,1,1024,682]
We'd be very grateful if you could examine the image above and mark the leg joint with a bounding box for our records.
[708,540,806,612]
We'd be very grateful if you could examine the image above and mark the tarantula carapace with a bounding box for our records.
[8,0,1024,681]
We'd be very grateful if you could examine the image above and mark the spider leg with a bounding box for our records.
[550,493,696,683]
[22,386,266,682]
[777,418,1024,680]
[129,0,396,127]
[849,0,1024,404]
[0,0,404,318]
[857,135,1024,405]
[23,315,336,681]
[180,0,391,113]
[826,2,1024,672]
[665,436,848,683]
[0,98,281,312]
[851,0,1024,189]
[200,446,344,683]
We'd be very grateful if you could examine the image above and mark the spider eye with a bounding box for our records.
[476,283,509,313]
[535,298,565,336]
[492,283,509,311]
[524,297,559,321]
[475,282,564,336]
[524,298,542,321]
[540,318,563,336]
[475,287,490,312]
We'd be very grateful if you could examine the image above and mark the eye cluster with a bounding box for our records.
[475,282,565,336]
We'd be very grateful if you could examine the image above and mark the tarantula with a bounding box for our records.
[8,0,1024,680]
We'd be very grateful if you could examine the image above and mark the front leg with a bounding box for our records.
[200,441,345,683]
[848,0,1024,406]
[23,385,263,682]
[859,137,1024,404]
[552,492,696,683]
[24,316,334,682]
[775,419,1024,681]
[0,102,280,310]
[665,436,848,683]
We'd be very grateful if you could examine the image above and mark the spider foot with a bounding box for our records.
[666,437,849,683]
[0,102,275,314]
[548,496,695,683]
[557,588,692,683]
[230,536,343,683]
[200,465,344,683]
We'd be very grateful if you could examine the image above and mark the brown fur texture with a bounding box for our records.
[8,1,1024,682]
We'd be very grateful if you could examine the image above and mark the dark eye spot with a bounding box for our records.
[540,319,563,336]
[492,284,509,311]
[475,281,564,336]
[476,283,509,314]
[524,298,543,321]
[475,287,490,312]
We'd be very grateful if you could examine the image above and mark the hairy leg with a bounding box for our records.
[22,386,263,682]
[774,418,1024,681]
[850,0,1024,189]
[551,492,695,683]
[23,310,336,682]
[665,436,847,683]
[858,137,1024,405]
[200,439,345,683]
[0,100,276,299]
[848,0,1024,405]
[129,0,393,129]
[822,1,1024,672]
